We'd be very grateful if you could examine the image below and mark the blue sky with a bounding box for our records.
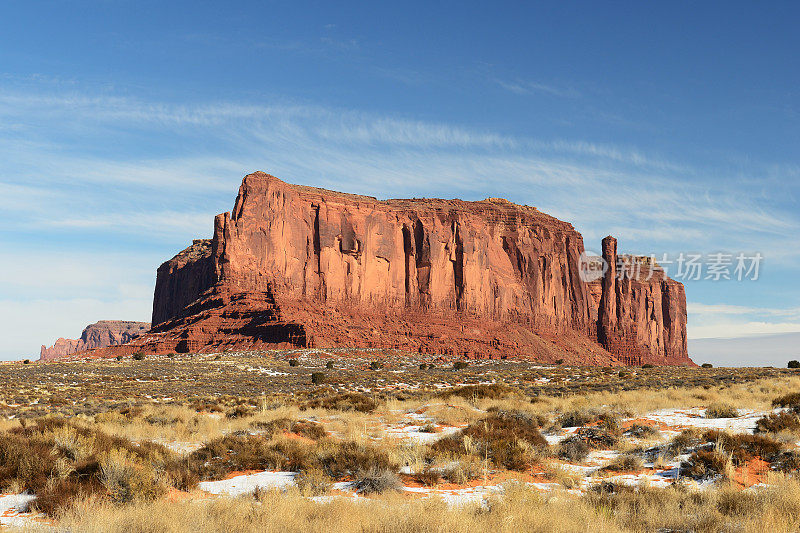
[1,1,798,361]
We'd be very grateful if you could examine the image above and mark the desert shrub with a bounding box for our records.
[558,436,590,462]
[419,423,438,434]
[249,418,326,441]
[300,392,378,413]
[369,361,383,370]
[576,427,618,449]
[432,411,547,470]
[325,361,335,369]
[756,411,800,434]
[440,458,481,484]
[353,466,401,494]
[641,363,654,369]
[23,359,30,365]
[250,418,292,434]
[311,372,326,384]
[557,409,598,428]
[703,430,782,464]
[418,363,427,370]
[167,352,175,358]
[772,392,800,410]
[288,359,299,367]
[602,454,643,472]
[226,404,255,419]
[290,420,327,440]
[789,360,800,369]
[34,477,105,516]
[625,423,660,439]
[414,468,442,486]
[320,440,396,478]
[701,363,713,368]
[189,398,223,413]
[131,352,145,361]
[115,355,123,361]
[100,449,166,503]
[770,450,800,472]
[188,435,309,480]
[598,413,622,434]
[453,361,468,370]
[295,466,332,496]
[437,383,516,401]
[0,418,190,515]
[681,449,731,480]
[705,402,739,419]
[670,428,704,452]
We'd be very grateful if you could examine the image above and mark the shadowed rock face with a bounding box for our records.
[39,320,150,361]
[98,172,690,365]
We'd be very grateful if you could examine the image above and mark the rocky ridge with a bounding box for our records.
[39,320,150,361]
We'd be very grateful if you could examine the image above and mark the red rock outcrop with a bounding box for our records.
[40,320,150,361]
[97,172,691,365]
[588,236,687,365]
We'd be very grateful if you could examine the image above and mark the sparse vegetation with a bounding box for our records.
[437,383,516,400]
[706,402,739,418]
[300,392,378,413]
[756,411,800,434]
[3,351,800,531]
[432,411,547,470]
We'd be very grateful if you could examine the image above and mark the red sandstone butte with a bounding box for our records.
[96,172,690,365]
[40,320,150,361]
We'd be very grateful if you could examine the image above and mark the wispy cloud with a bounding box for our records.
[495,78,579,98]
[0,87,798,358]
[689,322,800,339]
[688,302,800,318]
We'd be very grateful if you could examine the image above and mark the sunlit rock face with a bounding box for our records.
[40,321,149,361]
[98,172,689,365]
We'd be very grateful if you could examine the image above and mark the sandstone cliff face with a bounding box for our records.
[202,174,592,332]
[39,338,80,361]
[152,239,215,326]
[40,320,150,361]
[589,236,687,364]
[109,172,690,365]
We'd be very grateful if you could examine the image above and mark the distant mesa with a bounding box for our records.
[88,171,690,366]
[39,320,149,361]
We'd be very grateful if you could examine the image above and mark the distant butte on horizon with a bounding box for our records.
[70,171,690,366]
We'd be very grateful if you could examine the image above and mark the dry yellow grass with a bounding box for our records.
[53,475,800,533]
[58,484,621,533]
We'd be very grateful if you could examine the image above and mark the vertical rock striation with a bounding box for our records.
[100,172,690,365]
[591,236,688,364]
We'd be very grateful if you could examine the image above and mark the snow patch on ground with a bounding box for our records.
[198,472,297,496]
[642,408,769,433]
[0,493,38,528]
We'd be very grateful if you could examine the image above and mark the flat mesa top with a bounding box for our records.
[243,171,570,228]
